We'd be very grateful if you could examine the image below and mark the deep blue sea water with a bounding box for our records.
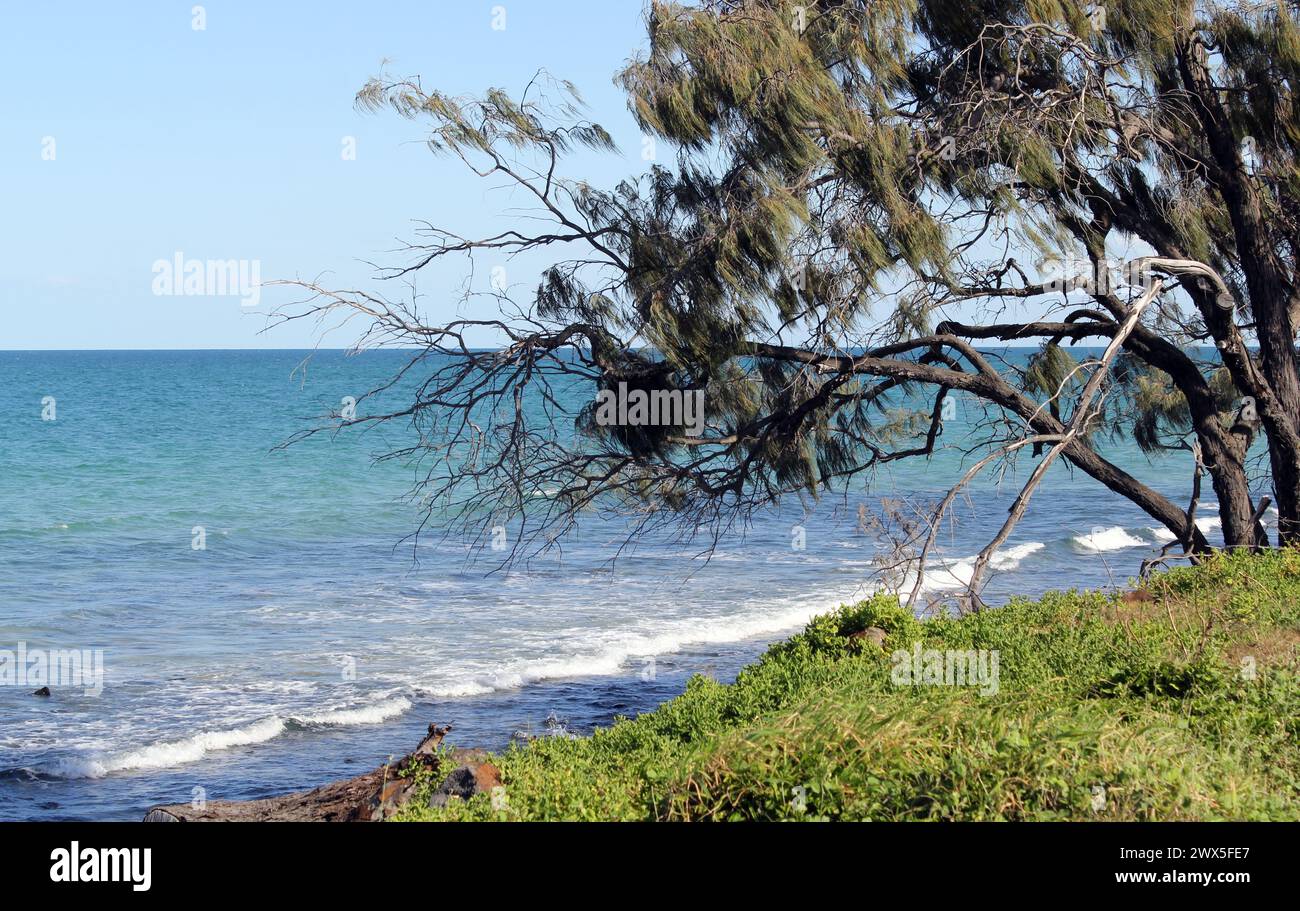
[0,349,1258,820]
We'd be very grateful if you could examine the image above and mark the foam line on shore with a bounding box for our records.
[40,696,414,779]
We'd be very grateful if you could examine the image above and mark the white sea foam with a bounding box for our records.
[1071,526,1148,553]
[24,540,1047,779]
[990,541,1046,569]
[1150,516,1223,543]
[295,696,412,727]
[45,696,415,779]
[417,587,869,698]
[918,561,974,592]
[46,716,287,779]
[44,586,885,779]
[904,542,1046,594]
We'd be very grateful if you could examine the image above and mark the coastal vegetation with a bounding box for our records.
[393,550,1300,821]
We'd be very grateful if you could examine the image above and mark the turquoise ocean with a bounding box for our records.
[0,349,1253,819]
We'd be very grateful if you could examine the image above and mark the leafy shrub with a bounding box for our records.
[394,550,1300,822]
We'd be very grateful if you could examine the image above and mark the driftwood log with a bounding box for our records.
[142,723,501,822]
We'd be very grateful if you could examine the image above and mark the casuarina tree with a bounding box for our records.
[280,0,1300,605]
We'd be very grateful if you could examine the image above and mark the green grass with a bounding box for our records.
[393,549,1300,821]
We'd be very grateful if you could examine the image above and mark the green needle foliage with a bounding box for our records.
[291,0,1300,575]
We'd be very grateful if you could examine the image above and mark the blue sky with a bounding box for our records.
[0,1,653,349]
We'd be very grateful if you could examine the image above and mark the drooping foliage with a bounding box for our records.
[289,1,1300,576]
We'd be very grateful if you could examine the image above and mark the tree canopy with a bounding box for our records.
[281,0,1300,606]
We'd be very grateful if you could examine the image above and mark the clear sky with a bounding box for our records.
[0,1,653,349]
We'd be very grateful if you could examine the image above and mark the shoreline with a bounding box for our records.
[136,550,1300,822]
[233,552,1300,821]
[134,629,790,822]
[133,641,769,822]
[11,631,783,822]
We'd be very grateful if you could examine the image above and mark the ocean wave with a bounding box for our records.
[44,716,287,779]
[294,696,411,727]
[908,542,1046,594]
[989,541,1046,569]
[416,587,867,698]
[1149,516,1223,543]
[1071,526,1148,553]
[11,534,1032,778]
[41,696,413,780]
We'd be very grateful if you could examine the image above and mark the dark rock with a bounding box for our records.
[848,627,888,648]
[32,687,50,697]
[413,723,452,757]
[144,767,387,822]
[429,767,479,805]
[363,722,456,820]
[367,776,419,821]
[428,750,502,808]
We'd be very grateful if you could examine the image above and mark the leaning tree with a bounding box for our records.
[279,0,1300,604]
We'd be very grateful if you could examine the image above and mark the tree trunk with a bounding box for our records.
[1122,327,1259,549]
[1176,21,1300,544]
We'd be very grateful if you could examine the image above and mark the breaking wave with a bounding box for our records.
[40,696,413,780]
[1071,526,1149,553]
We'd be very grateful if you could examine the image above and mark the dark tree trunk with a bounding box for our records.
[1123,327,1259,549]
[1214,163,1300,545]
[1176,22,1300,545]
